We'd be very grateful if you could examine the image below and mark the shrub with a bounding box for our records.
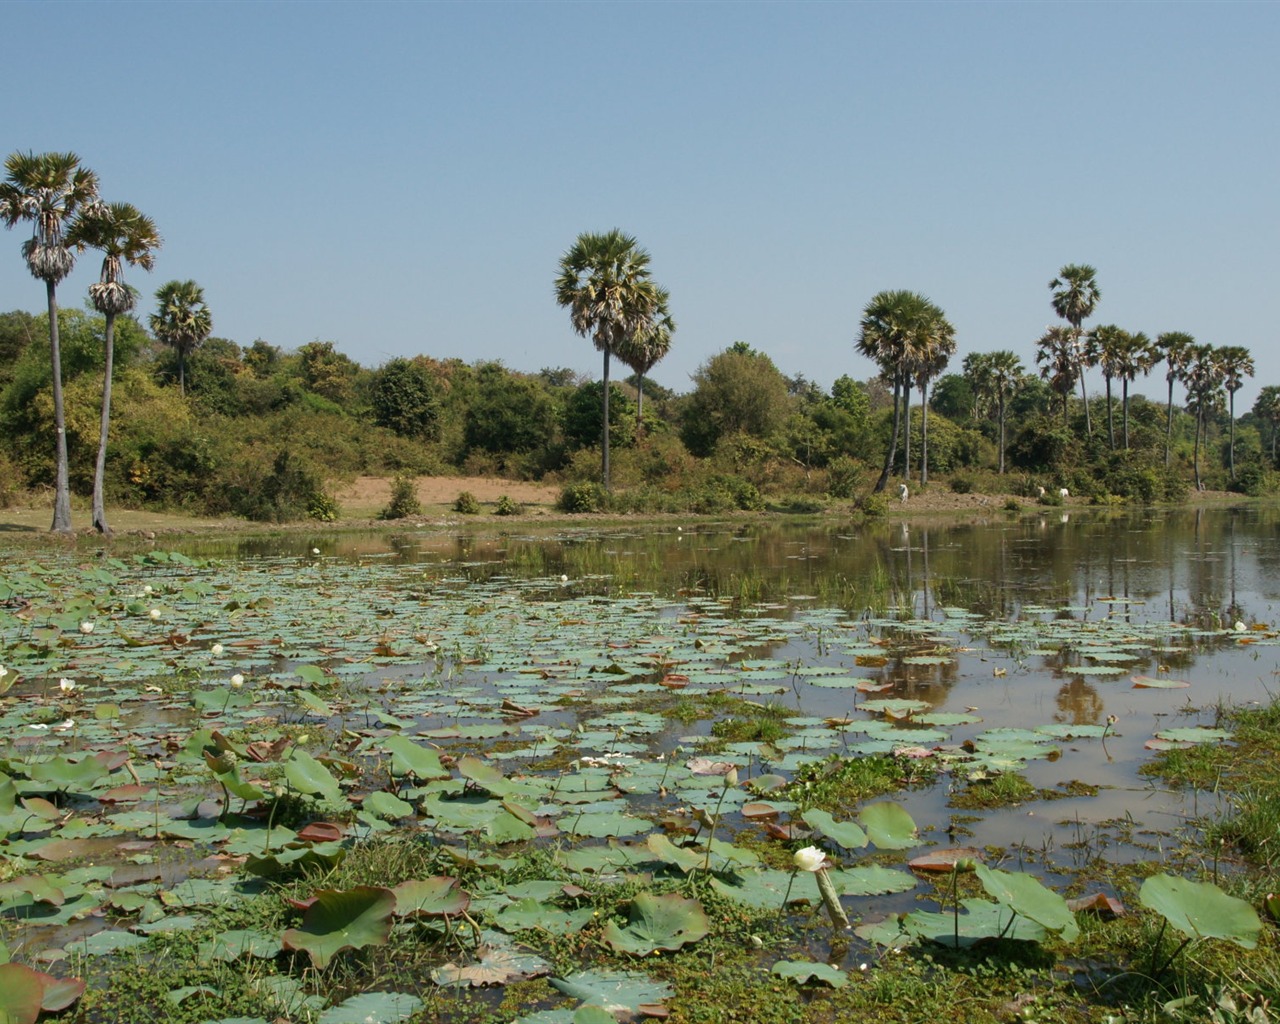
[856,492,888,518]
[493,495,522,516]
[231,448,330,523]
[453,491,481,514]
[558,481,607,513]
[1003,498,1021,512]
[949,475,974,494]
[379,475,422,520]
[307,492,340,522]
[824,456,863,499]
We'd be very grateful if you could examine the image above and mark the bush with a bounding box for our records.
[824,456,863,499]
[453,491,481,514]
[307,492,340,522]
[558,481,607,513]
[1003,498,1021,511]
[856,492,888,518]
[949,475,974,494]
[379,475,422,520]
[493,495,522,516]
[230,448,330,523]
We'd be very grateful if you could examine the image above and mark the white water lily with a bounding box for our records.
[55,719,75,730]
[143,584,153,595]
[312,548,321,555]
[1234,621,1247,632]
[28,723,49,731]
[58,678,75,693]
[79,621,95,635]
[210,643,224,657]
[149,608,162,621]
[794,846,827,872]
[230,673,244,688]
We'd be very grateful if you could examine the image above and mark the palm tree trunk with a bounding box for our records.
[1193,411,1203,490]
[1105,374,1115,450]
[1165,376,1175,468]
[635,378,645,434]
[1076,330,1092,437]
[998,395,1007,474]
[920,382,930,487]
[1122,381,1130,451]
[874,375,903,493]
[902,383,911,481]
[178,351,186,398]
[1228,392,1237,482]
[93,311,116,535]
[47,282,73,534]
[600,349,611,491]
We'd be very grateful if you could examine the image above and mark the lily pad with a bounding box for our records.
[281,886,396,968]
[771,959,846,988]
[602,892,710,954]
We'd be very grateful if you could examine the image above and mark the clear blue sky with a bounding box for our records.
[3,1,1276,410]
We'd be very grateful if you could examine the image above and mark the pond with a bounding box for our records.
[1,505,1277,1019]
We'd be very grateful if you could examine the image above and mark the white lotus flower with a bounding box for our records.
[28,723,49,731]
[58,678,75,693]
[79,621,95,635]
[149,608,162,621]
[230,673,244,688]
[312,548,321,555]
[794,846,827,872]
[210,643,224,657]
[1234,621,1247,632]
[56,719,75,730]
[143,585,153,595]
[0,665,7,678]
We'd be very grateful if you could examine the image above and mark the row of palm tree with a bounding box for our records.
[1,149,213,533]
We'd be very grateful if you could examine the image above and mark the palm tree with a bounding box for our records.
[984,350,1024,474]
[1035,325,1078,426]
[1091,324,1125,449]
[66,202,161,535]
[613,287,674,431]
[856,289,933,493]
[1217,345,1255,482]
[0,151,101,533]
[555,230,659,489]
[150,280,212,397]
[1110,330,1153,451]
[912,304,955,487]
[1155,331,1196,468]
[1049,264,1100,437]
[1253,385,1280,465]
[1184,344,1224,491]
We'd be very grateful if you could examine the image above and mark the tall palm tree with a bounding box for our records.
[1184,344,1224,491]
[1110,330,1153,451]
[150,280,212,397]
[555,230,659,489]
[985,350,1024,474]
[1035,325,1078,426]
[1155,331,1195,468]
[912,304,955,487]
[1253,386,1280,465]
[0,151,101,533]
[613,287,674,431]
[857,289,933,493]
[1049,264,1100,438]
[66,202,161,535]
[1217,345,1255,482]
[1091,324,1125,449]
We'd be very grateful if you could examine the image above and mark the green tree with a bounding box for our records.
[150,279,212,397]
[565,379,637,453]
[65,202,161,534]
[1049,264,1100,438]
[0,310,37,389]
[966,350,1024,474]
[856,289,936,492]
[0,150,102,532]
[1252,385,1280,465]
[911,306,956,486]
[1217,345,1255,482]
[369,357,440,440]
[1185,344,1224,490]
[680,343,791,457]
[464,363,558,457]
[295,340,359,405]
[1110,329,1154,451]
[1036,326,1078,427]
[614,287,674,430]
[1155,331,1196,468]
[555,230,661,489]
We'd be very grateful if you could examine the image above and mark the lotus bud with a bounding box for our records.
[210,643,224,657]
[230,673,244,688]
[723,768,739,788]
[79,621,95,635]
[149,608,162,621]
[58,678,75,693]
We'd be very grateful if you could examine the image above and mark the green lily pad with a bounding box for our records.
[1139,874,1261,949]
[281,886,396,968]
[317,991,424,1023]
[602,892,710,955]
[858,801,918,849]
[771,959,847,988]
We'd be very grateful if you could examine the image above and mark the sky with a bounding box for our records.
[3,1,1277,412]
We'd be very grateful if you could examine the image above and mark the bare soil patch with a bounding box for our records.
[332,475,560,518]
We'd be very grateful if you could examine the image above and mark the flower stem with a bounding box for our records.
[814,867,849,929]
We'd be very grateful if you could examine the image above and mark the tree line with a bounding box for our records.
[2,151,1274,528]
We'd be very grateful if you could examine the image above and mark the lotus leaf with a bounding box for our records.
[383,735,449,780]
[391,877,469,918]
[431,943,551,986]
[317,991,424,1023]
[281,886,396,968]
[602,892,710,954]
[973,863,1079,941]
[801,808,868,850]
[858,801,918,849]
[283,750,343,803]
[549,968,675,1014]
[1139,874,1261,948]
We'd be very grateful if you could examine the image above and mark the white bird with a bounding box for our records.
[1059,487,1070,499]
[1036,485,1046,498]
[898,483,909,502]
